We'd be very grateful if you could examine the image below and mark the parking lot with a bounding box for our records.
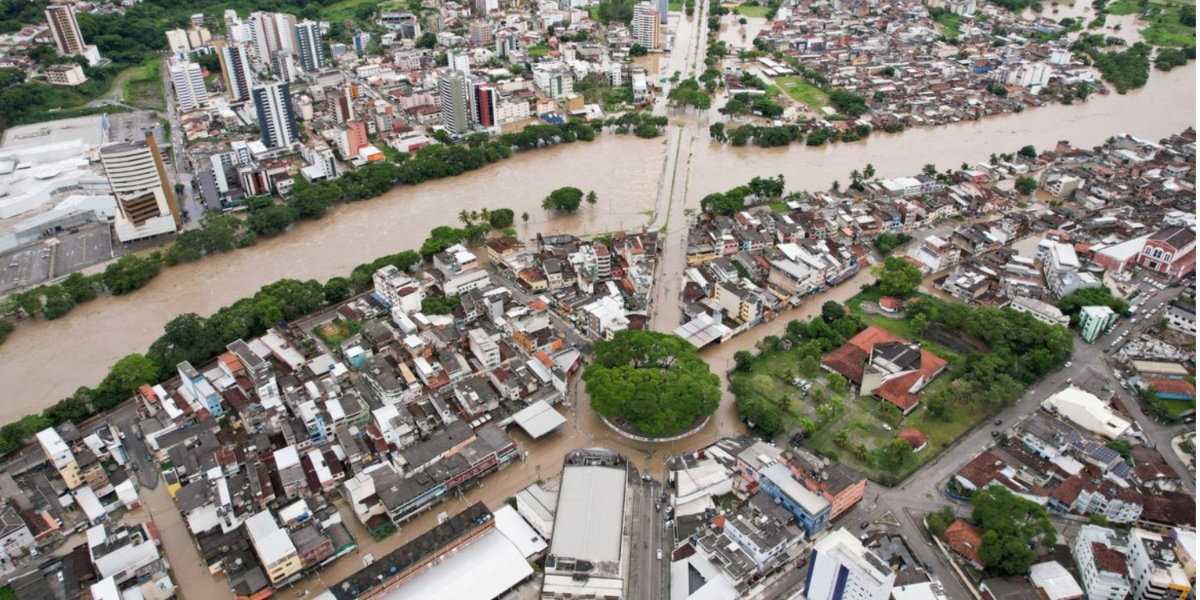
[50,224,113,277]
[0,244,52,294]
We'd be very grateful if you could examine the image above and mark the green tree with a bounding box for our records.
[926,505,957,536]
[629,43,648,56]
[827,373,847,395]
[323,277,352,303]
[488,208,515,228]
[1014,175,1038,195]
[733,350,754,372]
[521,212,529,223]
[912,313,929,335]
[1018,145,1037,158]
[822,300,846,322]
[101,254,162,295]
[97,353,160,410]
[542,187,585,213]
[709,122,726,142]
[873,256,923,297]
[586,191,598,206]
[972,486,1056,575]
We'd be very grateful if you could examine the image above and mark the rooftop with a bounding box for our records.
[549,463,627,567]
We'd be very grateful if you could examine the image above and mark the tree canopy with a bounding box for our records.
[542,187,585,213]
[972,486,1056,575]
[873,256,923,297]
[584,330,720,437]
[1057,286,1129,323]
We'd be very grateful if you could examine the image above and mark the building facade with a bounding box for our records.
[296,20,327,71]
[252,82,299,148]
[438,69,470,136]
[804,528,896,600]
[169,61,208,111]
[99,135,181,242]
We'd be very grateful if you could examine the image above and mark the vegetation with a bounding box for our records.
[584,330,720,437]
[827,89,868,116]
[542,187,585,213]
[773,76,828,108]
[972,486,1056,575]
[928,7,963,40]
[420,295,461,315]
[593,0,640,23]
[698,176,787,216]
[735,4,773,17]
[1057,286,1130,323]
[925,505,957,536]
[1154,46,1191,70]
[872,256,923,297]
[1014,175,1038,195]
[1073,35,1152,93]
[873,233,914,256]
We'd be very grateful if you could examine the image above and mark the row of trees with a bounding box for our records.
[541,187,599,213]
[698,175,787,216]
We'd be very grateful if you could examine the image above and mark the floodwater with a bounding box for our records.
[0,56,1194,431]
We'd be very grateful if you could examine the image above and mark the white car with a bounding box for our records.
[1065,361,1073,368]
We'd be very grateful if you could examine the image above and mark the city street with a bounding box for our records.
[627,473,669,600]
[158,54,201,230]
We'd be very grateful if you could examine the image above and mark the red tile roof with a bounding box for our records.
[1090,542,1128,576]
[822,326,948,411]
[944,520,985,566]
[898,428,928,448]
[1144,377,1196,398]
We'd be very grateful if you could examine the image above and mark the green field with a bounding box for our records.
[933,11,963,38]
[735,4,773,17]
[1106,0,1196,46]
[528,45,550,58]
[121,58,165,110]
[669,0,684,9]
[774,76,828,108]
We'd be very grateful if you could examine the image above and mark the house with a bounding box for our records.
[821,325,948,414]
[1043,387,1131,440]
[758,463,831,537]
[942,519,985,570]
[1137,227,1196,280]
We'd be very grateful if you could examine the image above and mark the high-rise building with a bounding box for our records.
[658,0,669,22]
[99,134,181,242]
[169,61,207,111]
[252,83,299,148]
[271,49,298,83]
[248,11,281,67]
[44,4,86,56]
[473,82,497,128]
[632,2,661,50]
[274,12,298,54]
[438,70,470,136]
[295,20,327,71]
[216,40,255,102]
[468,20,493,45]
[803,529,896,600]
[165,29,191,56]
[1127,529,1191,600]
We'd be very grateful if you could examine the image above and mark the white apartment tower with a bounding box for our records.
[1127,529,1192,600]
[248,11,281,67]
[804,529,896,600]
[251,82,299,148]
[169,61,207,111]
[438,69,470,136]
[44,4,86,55]
[216,40,255,101]
[99,135,182,242]
[1073,525,1132,600]
[295,20,328,71]
[632,2,661,50]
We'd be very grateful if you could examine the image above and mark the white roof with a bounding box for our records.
[761,463,830,516]
[675,460,731,499]
[512,400,567,439]
[890,582,946,600]
[245,511,297,566]
[1044,386,1131,440]
[90,577,121,600]
[493,505,547,558]
[550,465,627,564]
[1029,562,1084,600]
[379,529,532,600]
[274,445,301,470]
[670,551,739,600]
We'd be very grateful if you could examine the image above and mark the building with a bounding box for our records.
[335,121,369,159]
[1010,296,1071,327]
[1043,386,1131,440]
[295,20,327,71]
[1078,305,1117,343]
[1164,299,1195,335]
[804,528,896,600]
[247,11,281,66]
[759,463,830,537]
[473,82,497,128]
[438,69,470,136]
[0,505,33,560]
[169,61,207,111]
[271,49,299,83]
[251,82,299,148]
[722,495,803,568]
[468,329,500,369]
[43,63,87,86]
[821,325,948,414]
[1028,561,1085,600]
[1073,525,1132,600]
[943,520,985,570]
[632,1,661,49]
[216,40,255,101]
[87,522,162,585]
[99,135,182,242]
[1137,227,1196,280]
[245,511,302,586]
[44,3,87,56]
[713,281,762,324]
[36,427,82,489]
[1127,529,1191,600]
[542,455,627,599]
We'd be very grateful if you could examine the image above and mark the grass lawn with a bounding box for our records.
[773,76,828,108]
[122,58,165,110]
[769,201,790,212]
[528,45,551,58]
[589,5,601,20]
[735,4,773,16]
[320,0,381,23]
[0,586,14,600]
[933,11,963,39]
[669,0,684,9]
[1141,4,1197,47]
[1157,397,1195,417]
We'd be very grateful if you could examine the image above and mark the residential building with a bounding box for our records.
[713,281,762,324]
[271,49,299,83]
[532,63,574,98]
[373,264,424,314]
[0,505,33,559]
[1078,305,1117,343]
[1164,299,1195,335]
[943,520,985,570]
[722,495,803,568]
[36,427,82,489]
[468,329,500,369]
[44,4,87,56]
[1137,227,1196,280]
[1074,525,1132,600]
[99,136,182,242]
[216,40,254,101]
[542,455,627,599]
[296,20,327,71]
[1028,561,1085,600]
[438,69,470,136]
[169,61,207,111]
[245,511,302,586]
[1010,296,1070,327]
[758,463,830,537]
[804,528,896,600]
[248,11,281,66]
[473,82,497,128]
[1127,528,1191,600]
[43,63,87,86]
[87,522,162,585]
[336,121,370,159]
[252,82,299,148]
[632,2,660,49]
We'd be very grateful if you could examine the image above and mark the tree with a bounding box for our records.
[1014,175,1037,195]
[323,277,351,303]
[926,505,956,536]
[488,208,515,228]
[873,256,923,297]
[521,212,529,223]
[1018,144,1037,158]
[873,233,914,256]
[586,191,598,206]
[97,353,160,410]
[416,32,438,49]
[584,331,721,437]
[101,254,162,295]
[972,486,1056,575]
[876,402,902,427]
[827,373,847,395]
[863,163,876,180]
[733,350,754,372]
[822,301,845,322]
[912,313,929,335]
[922,163,938,177]
[629,43,648,56]
[542,187,585,213]
[709,122,726,142]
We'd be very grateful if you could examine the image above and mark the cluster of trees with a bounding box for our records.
[1056,286,1129,323]
[873,233,914,256]
[699,175,787,215]
[872,257,924,297]
[730,312,868,436]
[904,294,1074,415]
[603,111,668,138]
[721,93,784,119]
[420,296,461,315]
[593,0,640,23]
[1154,47,1192,71]
[164,215,258,265]
[925,505,958,536]
[542,187,599,213]
[805,124,874,147]
[711,122,804,147]
[827,89,868,116]
[2,253,162,324]
[991,0,1043,11]
[1014,175,1038,195]
[419,224,492,259]
[1074,36,1151,93]
[972,486,1056,575]
[583,331,720,437]
[667,79,712,111]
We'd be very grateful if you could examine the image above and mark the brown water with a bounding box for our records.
[0,60,1194,425]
